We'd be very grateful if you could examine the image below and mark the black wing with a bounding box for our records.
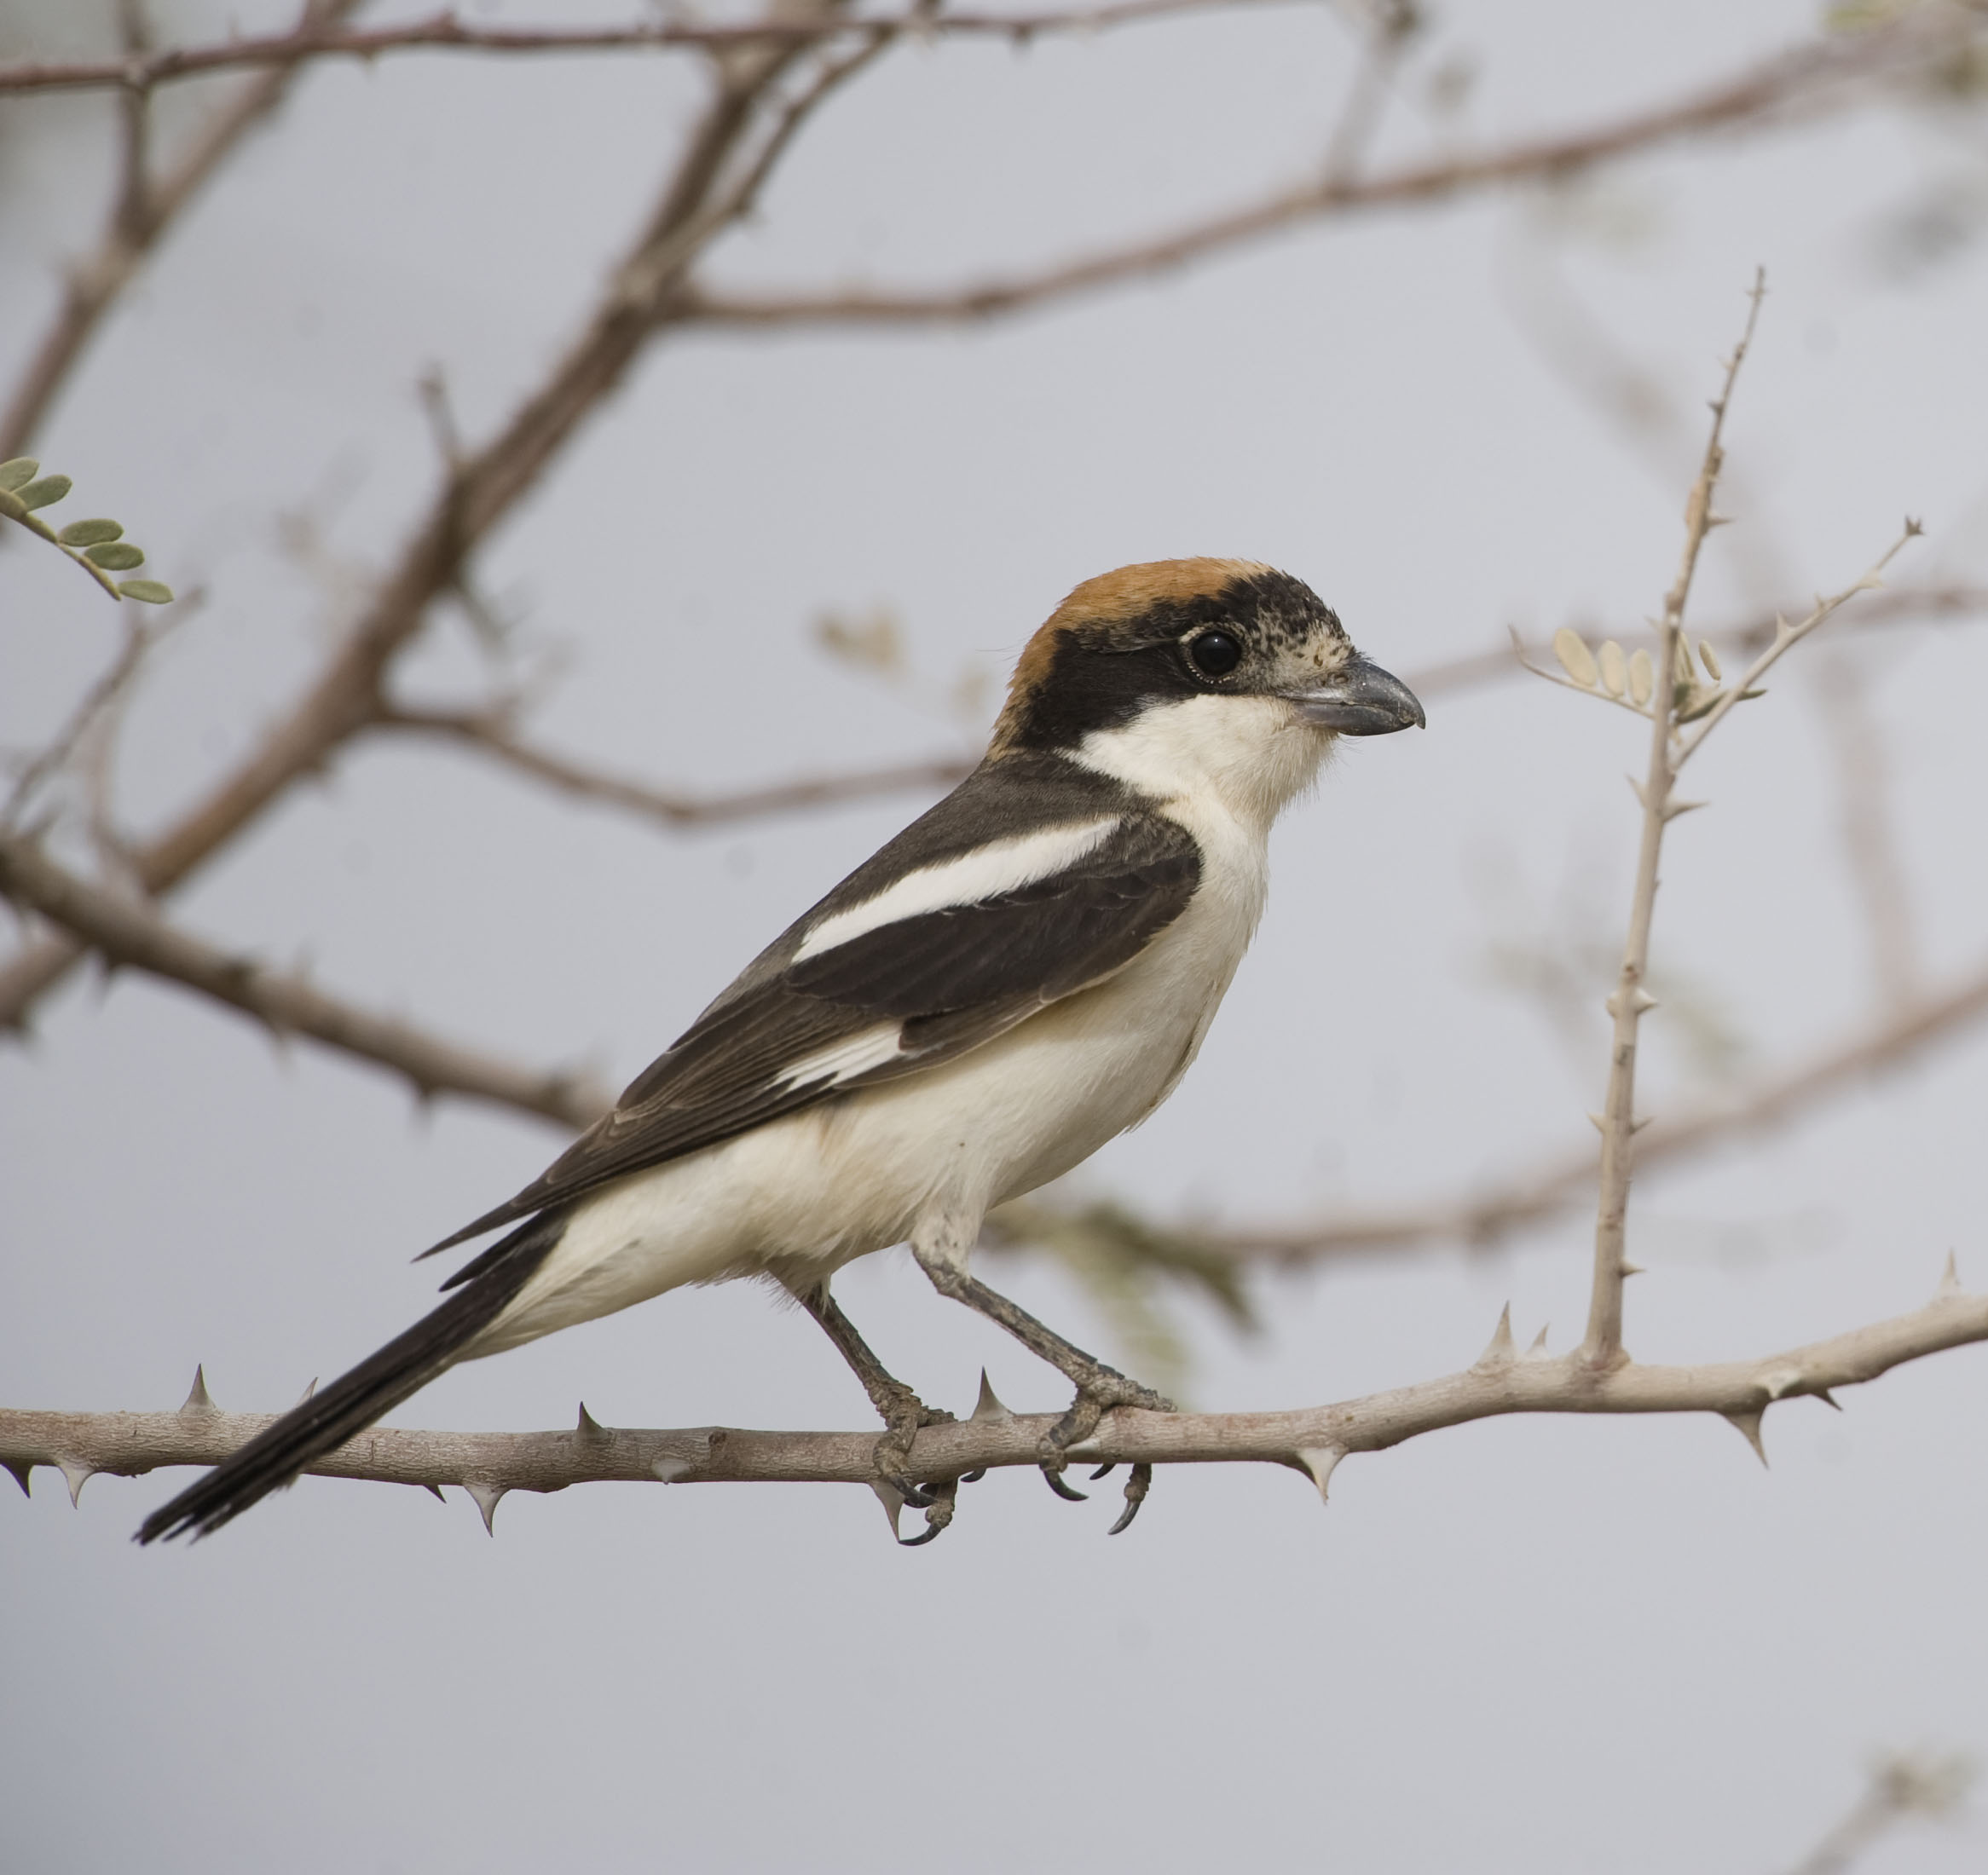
[428,783,1198,1256]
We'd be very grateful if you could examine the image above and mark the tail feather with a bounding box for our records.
[136,1214,562,1544]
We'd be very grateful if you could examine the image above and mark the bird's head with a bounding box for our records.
[990,558,1424,824]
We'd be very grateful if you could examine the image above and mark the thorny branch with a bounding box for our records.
[1581,274,1766,1368]
[2,1260,1979,1531]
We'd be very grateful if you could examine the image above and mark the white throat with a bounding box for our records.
[1072,695,1330,841]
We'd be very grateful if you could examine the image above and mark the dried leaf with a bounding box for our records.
[1628,647,1654,706]
[1552,627,1598,689]
[1598,640,1627,697]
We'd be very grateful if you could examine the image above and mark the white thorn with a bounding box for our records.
[294,1377,318,1408]
[1296,1445,1345,1506]
[869,1480,905,1540]
[1621,1262,1646,1279]
[969,1369,1013,1422]
[651,1457,693,1484]
[1477,1303,1516,1368]
[1662,798,1708,821]
[1935,1251,1962,1301]
[1630,988,1658,1014]
[464,1479,506,1535]
[1816,1388,1843,1412]
[420,1482,445,1501]
[5,1458,33,1498]
[1587,1111,1608,1134]
[1524,1324,1551,1357]
[179,1364,215,1415]
[56,1458,94,1506]
[1758,1365,1802,1401]
[1722,1408,1769,1467]
[576,1402,608,1440]
[1631,1115,1653,1134]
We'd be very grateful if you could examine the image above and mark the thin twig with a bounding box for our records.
[373,704,975,828]
[1673,525,1922,766]
[0,0,365,461]
[1782,1751,1974,1875]
[0,0,1284,96]
[0,833,610,1127]
[0,4,854,1034]
[3,1261,1979,1511]
[1581,273,1766,1369]
[683,10,1968,330]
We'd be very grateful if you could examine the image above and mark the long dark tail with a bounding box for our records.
[136,1214,563,1544]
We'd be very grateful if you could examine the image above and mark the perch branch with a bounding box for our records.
[3,1263,1979,1517]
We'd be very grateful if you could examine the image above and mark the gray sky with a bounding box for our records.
[4,2,1987,1869]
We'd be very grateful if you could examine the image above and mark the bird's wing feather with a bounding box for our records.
[427,807,1199,1254]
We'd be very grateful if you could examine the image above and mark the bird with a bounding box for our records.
[136,557,1423,1547]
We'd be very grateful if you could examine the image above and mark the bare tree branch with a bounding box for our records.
[3,1262,1979,1518]
[0,0,365,462]
[372,703,976,828]
[0,831,610,1128]
[0,0,1284,97]
[681,9,1974,329]
[1164,949,1988,1266]
[0,7,858,1033]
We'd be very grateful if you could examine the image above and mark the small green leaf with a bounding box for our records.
[117,579,174,604]
[14,475,72,511]
[85,541,145,570]
[0,458,38,493]
[58,517,124,547]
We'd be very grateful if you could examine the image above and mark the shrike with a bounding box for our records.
[139,557,1422,1546]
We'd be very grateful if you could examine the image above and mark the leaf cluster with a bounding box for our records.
[0,459,173,605]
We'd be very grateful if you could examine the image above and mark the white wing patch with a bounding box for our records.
[777,1023,906,1089]
[793,816,1121,963]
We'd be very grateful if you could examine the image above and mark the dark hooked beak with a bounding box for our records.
[1286,655,1425,736]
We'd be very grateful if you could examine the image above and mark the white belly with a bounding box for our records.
[473,874,1262,1356]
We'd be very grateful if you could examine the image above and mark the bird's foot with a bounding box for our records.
[1037,1367,1171,1533]
[872,1384,957,1510]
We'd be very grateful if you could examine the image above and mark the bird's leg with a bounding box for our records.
[909,1236,1172,1513]
[795,1282,955,1513]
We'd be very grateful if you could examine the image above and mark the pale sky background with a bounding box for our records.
[4,2,1988,1870]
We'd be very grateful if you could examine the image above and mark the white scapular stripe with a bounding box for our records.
[777,1023,906,1088]
[792,816,1121,962]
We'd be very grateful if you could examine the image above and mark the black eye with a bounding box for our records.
[1187,631,1242,678]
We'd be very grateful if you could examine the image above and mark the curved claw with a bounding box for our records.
[897,1520,945,1547]
[1041,1463,1089,1503]
[1089,1462,1118,1480]
[880,1473,935,1509]
[1107,1462,1153,1536]
[959,1468,986,1484]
